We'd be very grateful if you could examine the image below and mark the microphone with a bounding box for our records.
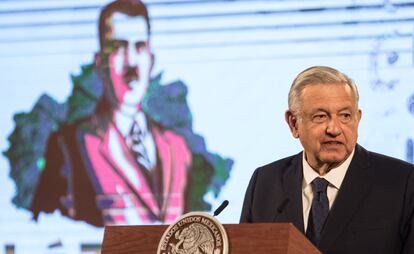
[213,200,229,217]
[273,198,290,222]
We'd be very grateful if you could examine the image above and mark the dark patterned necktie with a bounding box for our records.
[306,177,330,247]
[128,121,151,171]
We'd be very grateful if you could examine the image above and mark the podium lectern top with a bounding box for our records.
[102,223,320,254]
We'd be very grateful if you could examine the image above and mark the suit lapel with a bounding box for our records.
[150,124,173,216]
[97,124,161,217]
[282,152,305,233]
[318,145,374,252]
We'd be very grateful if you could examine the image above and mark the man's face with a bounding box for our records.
[286,84,362,171]
[101,13,153,107]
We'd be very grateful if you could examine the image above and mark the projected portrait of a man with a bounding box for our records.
[5,0,232,227]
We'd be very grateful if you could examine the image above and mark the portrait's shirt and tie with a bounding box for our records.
[115,109,157,172]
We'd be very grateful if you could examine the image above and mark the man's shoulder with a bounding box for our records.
[357,145,414,176]
[367,149,414,172]
[46,118,101,149]
[151,123,189,148]
[255,152,302,177]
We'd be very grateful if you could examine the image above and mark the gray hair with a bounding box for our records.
[288,66,359,115]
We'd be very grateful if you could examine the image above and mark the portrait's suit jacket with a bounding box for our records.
[240,144,414,254]
[31,118,191,226]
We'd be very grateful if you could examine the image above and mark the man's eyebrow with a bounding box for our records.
[338,106,353,112]
[308,108,328,114]
[109,39,128,45]
[307,106,353,115]
[136,41,146,46]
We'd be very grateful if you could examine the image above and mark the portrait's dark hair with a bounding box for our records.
[98,0,150,50]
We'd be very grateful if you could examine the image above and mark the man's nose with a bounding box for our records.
[326,116,342,136]
[127,43,139,66]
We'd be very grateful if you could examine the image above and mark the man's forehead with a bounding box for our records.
[110,13,149,42]
[300,84,357,109]
[301,83,354,98]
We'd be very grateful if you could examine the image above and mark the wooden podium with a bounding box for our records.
[101,223,321,254]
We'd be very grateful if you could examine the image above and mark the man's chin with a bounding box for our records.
[319,153,348,165]
[121,101,141,108]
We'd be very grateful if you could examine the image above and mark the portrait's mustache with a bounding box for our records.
[123,66,139,84]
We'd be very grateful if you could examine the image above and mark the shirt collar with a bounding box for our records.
[114,109,148,138]
[302,149,355,189]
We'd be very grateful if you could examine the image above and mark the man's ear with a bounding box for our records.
[94,52,102,67]
[357,109,362,122]
[150,52,155,71]
[285,111,299,138]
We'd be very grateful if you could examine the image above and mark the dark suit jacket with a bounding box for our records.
[240,144,414,254]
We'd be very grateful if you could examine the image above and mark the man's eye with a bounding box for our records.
[340,113,352,122]
[313,114,327,122]
[135,41,147,52]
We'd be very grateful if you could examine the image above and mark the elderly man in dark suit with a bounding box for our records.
[240,66,414,254]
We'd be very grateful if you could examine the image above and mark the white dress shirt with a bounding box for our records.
[302,149,355,231]
[107,108,159,224]
[113,109,157,170]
